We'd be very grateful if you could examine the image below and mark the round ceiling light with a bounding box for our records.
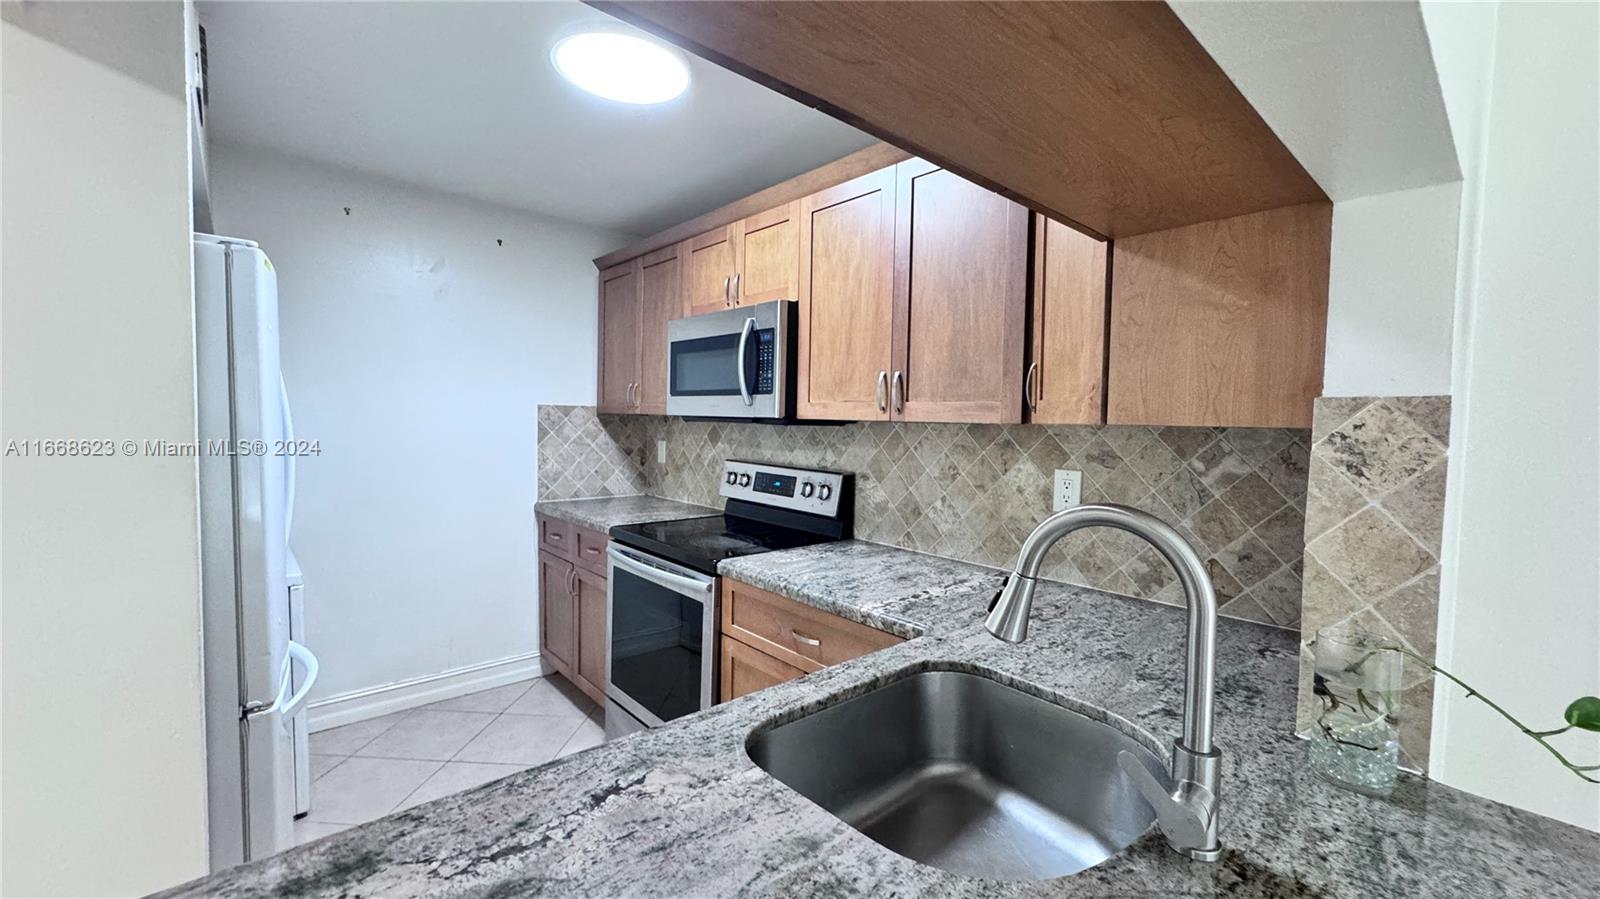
[551,31,689,105]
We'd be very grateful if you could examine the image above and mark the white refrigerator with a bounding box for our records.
[195,233,319,868]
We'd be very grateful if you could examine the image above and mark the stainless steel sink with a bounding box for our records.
[746,669,1165,881]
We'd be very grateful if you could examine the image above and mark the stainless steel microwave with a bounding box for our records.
[665,300,795,419]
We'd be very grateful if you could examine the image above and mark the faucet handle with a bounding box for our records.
[1117,750,1216,852]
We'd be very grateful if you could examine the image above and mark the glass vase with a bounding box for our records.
[1308,627,1402,796]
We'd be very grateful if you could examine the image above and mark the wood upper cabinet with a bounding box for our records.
[596,261,641,413]
[637,244,685,415]
[538,550,577,674]
[734,201,800,304]
[685,224,737,316]
[1028,215,1110,424]
[797,166,898,420]
[572,566,608,704]
[892,160,1029,423]
[1107,202,1331,428]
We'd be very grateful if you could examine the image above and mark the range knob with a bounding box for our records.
[800,481,816,498]
[725,471,738,486]
[738,472,752,487]
[818,483,833,501]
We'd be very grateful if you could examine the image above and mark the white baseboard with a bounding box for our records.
[307,650,545,732]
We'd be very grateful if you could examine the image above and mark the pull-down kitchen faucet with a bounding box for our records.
[985,504,1223,861]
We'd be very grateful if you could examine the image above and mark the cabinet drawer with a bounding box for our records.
[538,515,573,560]
[720,636,806,702]
[720,578,901,673]
[574,526,610,575]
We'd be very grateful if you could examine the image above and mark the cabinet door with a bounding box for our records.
[1028,215,1109,424]
[539,552,577,674]
[891,160,1028,424]
[573,566,609,705]
[1108,202,1330,427]
[685,225,737,317]
[637,244,684,415]
[719,636,806,702]
[596,261,641,413]
[797,167,897,420]
[735,202,800,305]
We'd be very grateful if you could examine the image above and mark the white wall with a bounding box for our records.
[1323,182,1461,396]
[1,2,210,894]
[208,144,629,716]
[1427,0,1600,832]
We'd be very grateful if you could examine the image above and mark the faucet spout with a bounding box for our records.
[984,503,1223,861]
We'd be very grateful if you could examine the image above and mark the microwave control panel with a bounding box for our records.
[720,460,847,519]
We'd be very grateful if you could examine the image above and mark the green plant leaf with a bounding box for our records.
[1563,696,1600,731]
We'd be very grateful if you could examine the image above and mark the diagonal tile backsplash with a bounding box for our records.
[1295,395,1451,771]
[537,405,1312,630]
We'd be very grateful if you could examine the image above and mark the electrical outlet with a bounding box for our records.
[1053,469,1082,511]
[656,439,668,465]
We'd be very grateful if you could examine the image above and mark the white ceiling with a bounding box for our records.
[1170,0,1460,202]
[197,1,875,237]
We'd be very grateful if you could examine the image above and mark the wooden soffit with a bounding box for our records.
[591,1,1327,239]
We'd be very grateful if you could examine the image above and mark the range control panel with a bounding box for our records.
[719,460,847,519]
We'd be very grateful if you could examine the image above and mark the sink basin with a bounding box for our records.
[746,669,1165,881]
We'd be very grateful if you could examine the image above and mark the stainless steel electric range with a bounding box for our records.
[602,460,852,739]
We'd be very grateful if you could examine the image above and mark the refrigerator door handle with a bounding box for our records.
[280,374,296,544]
[279,640,319,719]
[245,640,318,719]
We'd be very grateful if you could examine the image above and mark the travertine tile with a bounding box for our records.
[536,406,1312,632]
[1381,460,1449,555]
[1308,507,1434,601]
[1315,400,1445,501]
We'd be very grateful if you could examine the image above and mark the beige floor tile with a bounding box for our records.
[454,714,585,766]
[305,756,442,825]
[556,713,605,759]
[354,710,496,761]
[308,711,409,756]
[504,677,594,720]
[292,819,348,846]
[424,680,534,714]
[396,761,527,811]
[310,754,347,780]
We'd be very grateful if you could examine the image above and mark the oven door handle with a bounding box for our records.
[736,316,756,407]
[608,546,715,599]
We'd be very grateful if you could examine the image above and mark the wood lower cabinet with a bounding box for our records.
[596,261,641,413]
[717,577,901,702]
[797,167,898,420]
[538,549,578,675]
[573,566,608,703]
[1028,214,1110,424]
[1107,202,1331,428]
[537,514,610,706]
[720,636,806,702]
[892,160,1029,423]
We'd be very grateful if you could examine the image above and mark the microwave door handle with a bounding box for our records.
[736,316,756,407]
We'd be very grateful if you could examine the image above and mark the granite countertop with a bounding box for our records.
[534,495,719,532]
[163,516,1600,898]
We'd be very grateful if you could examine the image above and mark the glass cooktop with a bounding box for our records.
[609,514,839,574]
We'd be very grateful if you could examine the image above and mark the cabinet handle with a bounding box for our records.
[892,370,905,414]
[791,629,822,648]
[732,272,741,305]
[1025,361,1040,413]
[875,370,888,412]
[723,275,731,307]
[566,566,576,595]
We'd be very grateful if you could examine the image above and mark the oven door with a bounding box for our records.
[606,545,717,728]
[666,300,790,418]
